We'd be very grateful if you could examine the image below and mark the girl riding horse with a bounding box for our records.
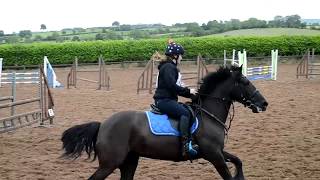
[153,40,198,158]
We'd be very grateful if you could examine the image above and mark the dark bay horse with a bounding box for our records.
[61,66,268,180]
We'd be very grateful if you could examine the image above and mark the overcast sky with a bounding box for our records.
[1,0,319,34]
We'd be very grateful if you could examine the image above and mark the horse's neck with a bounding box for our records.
[201,96,231,124]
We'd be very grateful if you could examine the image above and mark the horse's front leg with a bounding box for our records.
[223,151,245,180]
[201,145,233,180]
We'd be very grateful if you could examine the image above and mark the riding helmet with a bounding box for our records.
[165,42,185,56]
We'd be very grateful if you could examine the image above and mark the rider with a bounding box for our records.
[153,39,199,158]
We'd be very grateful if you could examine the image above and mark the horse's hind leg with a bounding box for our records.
[120,152,139,180]
[88,166,116,180]
[223,151,244,180]
[88,144,129,180]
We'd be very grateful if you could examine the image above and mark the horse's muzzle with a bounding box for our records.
[250,101,268,113]
[248,90,268,113]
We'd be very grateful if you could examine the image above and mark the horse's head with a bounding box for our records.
[198,65,268,113]
[229,65,268,113]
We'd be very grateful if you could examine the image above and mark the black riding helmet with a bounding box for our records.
[165,42,185,57]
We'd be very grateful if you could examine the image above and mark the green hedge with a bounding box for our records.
[0,36,320,66]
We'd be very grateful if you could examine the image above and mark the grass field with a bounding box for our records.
[5,27,320,44]
[204,28,320,37]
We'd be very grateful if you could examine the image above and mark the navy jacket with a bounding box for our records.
[153,60,191,101]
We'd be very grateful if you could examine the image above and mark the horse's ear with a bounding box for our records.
[233,64,243,72]
[239,64,243,72]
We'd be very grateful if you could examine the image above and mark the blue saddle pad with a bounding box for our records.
[145,111,199,136]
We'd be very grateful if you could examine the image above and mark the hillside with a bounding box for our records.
[203,28,320,37]
[302,19,320,25]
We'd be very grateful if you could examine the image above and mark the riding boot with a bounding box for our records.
[179,115,189,158]
[179,115,199,158]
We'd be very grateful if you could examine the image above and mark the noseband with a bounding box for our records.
[240,88,264,112]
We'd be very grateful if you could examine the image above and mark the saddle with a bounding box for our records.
[146,103,198,136]
[150,102,196,122]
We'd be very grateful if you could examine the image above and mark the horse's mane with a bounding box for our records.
[198,66,234,96]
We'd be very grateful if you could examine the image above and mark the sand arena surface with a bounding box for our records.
[0,64,319,180]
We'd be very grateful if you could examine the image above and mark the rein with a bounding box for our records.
[194,93,235,135]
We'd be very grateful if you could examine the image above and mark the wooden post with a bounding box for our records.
[11,72,16,116]
[39,67,44,125]
[197,55,201,89]
[0,58,2,88]
[98,55,102,90]
[149,60,154,94]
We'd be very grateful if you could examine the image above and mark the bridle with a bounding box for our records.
[194,78,257,135]
[193,93,234,136]
[236,79,264,113]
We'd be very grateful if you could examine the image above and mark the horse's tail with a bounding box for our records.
[61,121,101,161]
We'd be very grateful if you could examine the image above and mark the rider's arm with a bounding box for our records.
[161,65,191,98]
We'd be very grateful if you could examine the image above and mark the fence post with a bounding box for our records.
[232,49,236,65]
[306,49,310,79]
[271,50,278,80]
[149,60,154,94]
[0,58,2,88]
[11,72,16,116]
[98,55,102,90]
[197,55,201,89]
[223,50,226,67]
[75,57,78,88]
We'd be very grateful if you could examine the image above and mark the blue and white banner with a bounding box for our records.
[44,56,63,88]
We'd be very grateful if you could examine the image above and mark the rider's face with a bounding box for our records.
[176,55,182,64]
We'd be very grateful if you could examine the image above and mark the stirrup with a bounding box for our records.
[188,141,199,156]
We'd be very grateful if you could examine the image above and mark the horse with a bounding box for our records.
[61,65,268,180]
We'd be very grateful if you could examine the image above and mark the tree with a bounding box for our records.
[112,21,120,27]
[241,18,267,29]
[185,23,202,32]
[300,23,307,28]
[0,30,4,36]
[274,16,283,21]
[119,24,131,31]
[173,23,184,27]
[46,32,60,41]
[62,28,73,33]
[24,37,33,43]
[74,27,85,33]
[6,35,20,43]
[95,33,104,40]
[0,37,5,44]
[72,36,80,41]
[206,20,224,33]
[19,30,32,38]
[130,30,150,39]
[230,19,241,30]
[40,24,47,30]
[192,29,206,37]
[268,16,286,27]
[285,15,302,28]
[33,35,43,41]
[105,31,123,40]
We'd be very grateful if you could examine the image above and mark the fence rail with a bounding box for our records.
[296,49,319,78]
[137,53,208,94]
[0,65,54,133]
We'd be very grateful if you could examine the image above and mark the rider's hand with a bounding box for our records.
[190,88,198,95]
